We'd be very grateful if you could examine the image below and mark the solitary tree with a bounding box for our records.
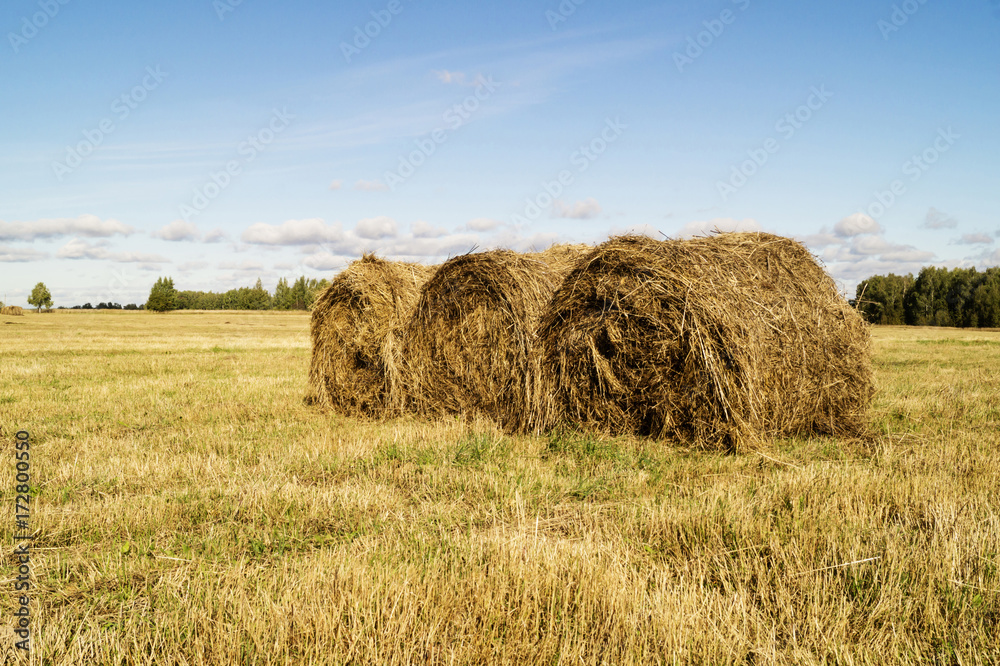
[27,282,53,312]
[146,277,178,312]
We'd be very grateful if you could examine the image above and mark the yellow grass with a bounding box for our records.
[1,312,999,664]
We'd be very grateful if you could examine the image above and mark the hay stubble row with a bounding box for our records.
[308,233,873,451]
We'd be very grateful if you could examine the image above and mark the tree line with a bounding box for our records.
[147,276,330,312]
[855,266,1000,328]
[7,277,330,312]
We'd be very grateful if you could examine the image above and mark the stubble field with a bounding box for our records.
[1,310,999,664]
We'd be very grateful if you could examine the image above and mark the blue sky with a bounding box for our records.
[1,0,998,306]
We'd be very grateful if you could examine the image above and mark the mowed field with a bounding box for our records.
[1,310,999,665]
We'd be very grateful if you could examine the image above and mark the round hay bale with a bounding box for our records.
[404,244,588,433]
[1,306,24,316]
[538,232,873,451]
[308,254,435,416]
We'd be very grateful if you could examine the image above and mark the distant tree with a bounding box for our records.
[124,303,140,311]
[855,273,912,325]
[147,277,178,313]
[945,267,979,327]
[81,302,93,310]
[249,278,272,310]
[905,267,953,326]
[972,269,1000,328]
[306,278,330,310]
[271,276,330,310]
[272,277,293,310]
[27,282,53,312]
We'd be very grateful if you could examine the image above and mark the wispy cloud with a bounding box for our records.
[354,179,388,191]
[56,238,170,264]
[355,216,397,239]
[152,219,200,242]
[242,219,343,246]
[0,215,133,241]
[952,233,994,245]
[922,207,958,229]
[0,245,48,262]
[675,217,762,238]
[552,198,602,220]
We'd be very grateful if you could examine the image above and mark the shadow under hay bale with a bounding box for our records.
[1,306,24,316]
[308,254,435,417]
[404,245,588,434]
[538,232,874,451]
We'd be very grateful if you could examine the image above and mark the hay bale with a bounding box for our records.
[308,255,435,416]
[538,232,873,451]
[1,306,24,316]
[403,244,588,433]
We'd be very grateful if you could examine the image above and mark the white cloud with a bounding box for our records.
[412,220,447,238]
[504,232,567,254]
[328,180,342,191]
[242,219,343,245]
[922,207,958,229]
[56,238,170,263]
[152,219,200,242]
[977,248,1000,265]
[552,198,602,220]
[354,179,388,191]
[952,233,994,245]
[203,228,228,243]
[610,223,662,239]
[809,217,936,294]
[834,213,881,238]
[435,69,466,84]
[675,217,762,238]
[799,231,840,249]
[301,253,347,271]
[355,216,398,240]
[466,217,503,231]
[823,235,933,263]
[219,260,265,272]
[0,214,133,241]
[0,245,47,262]
[379,234,480,258]
[178,261,209,271]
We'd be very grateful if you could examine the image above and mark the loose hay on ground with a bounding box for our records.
[308,255,435,417]
[403,245,588,434]
[538,233,874,451]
